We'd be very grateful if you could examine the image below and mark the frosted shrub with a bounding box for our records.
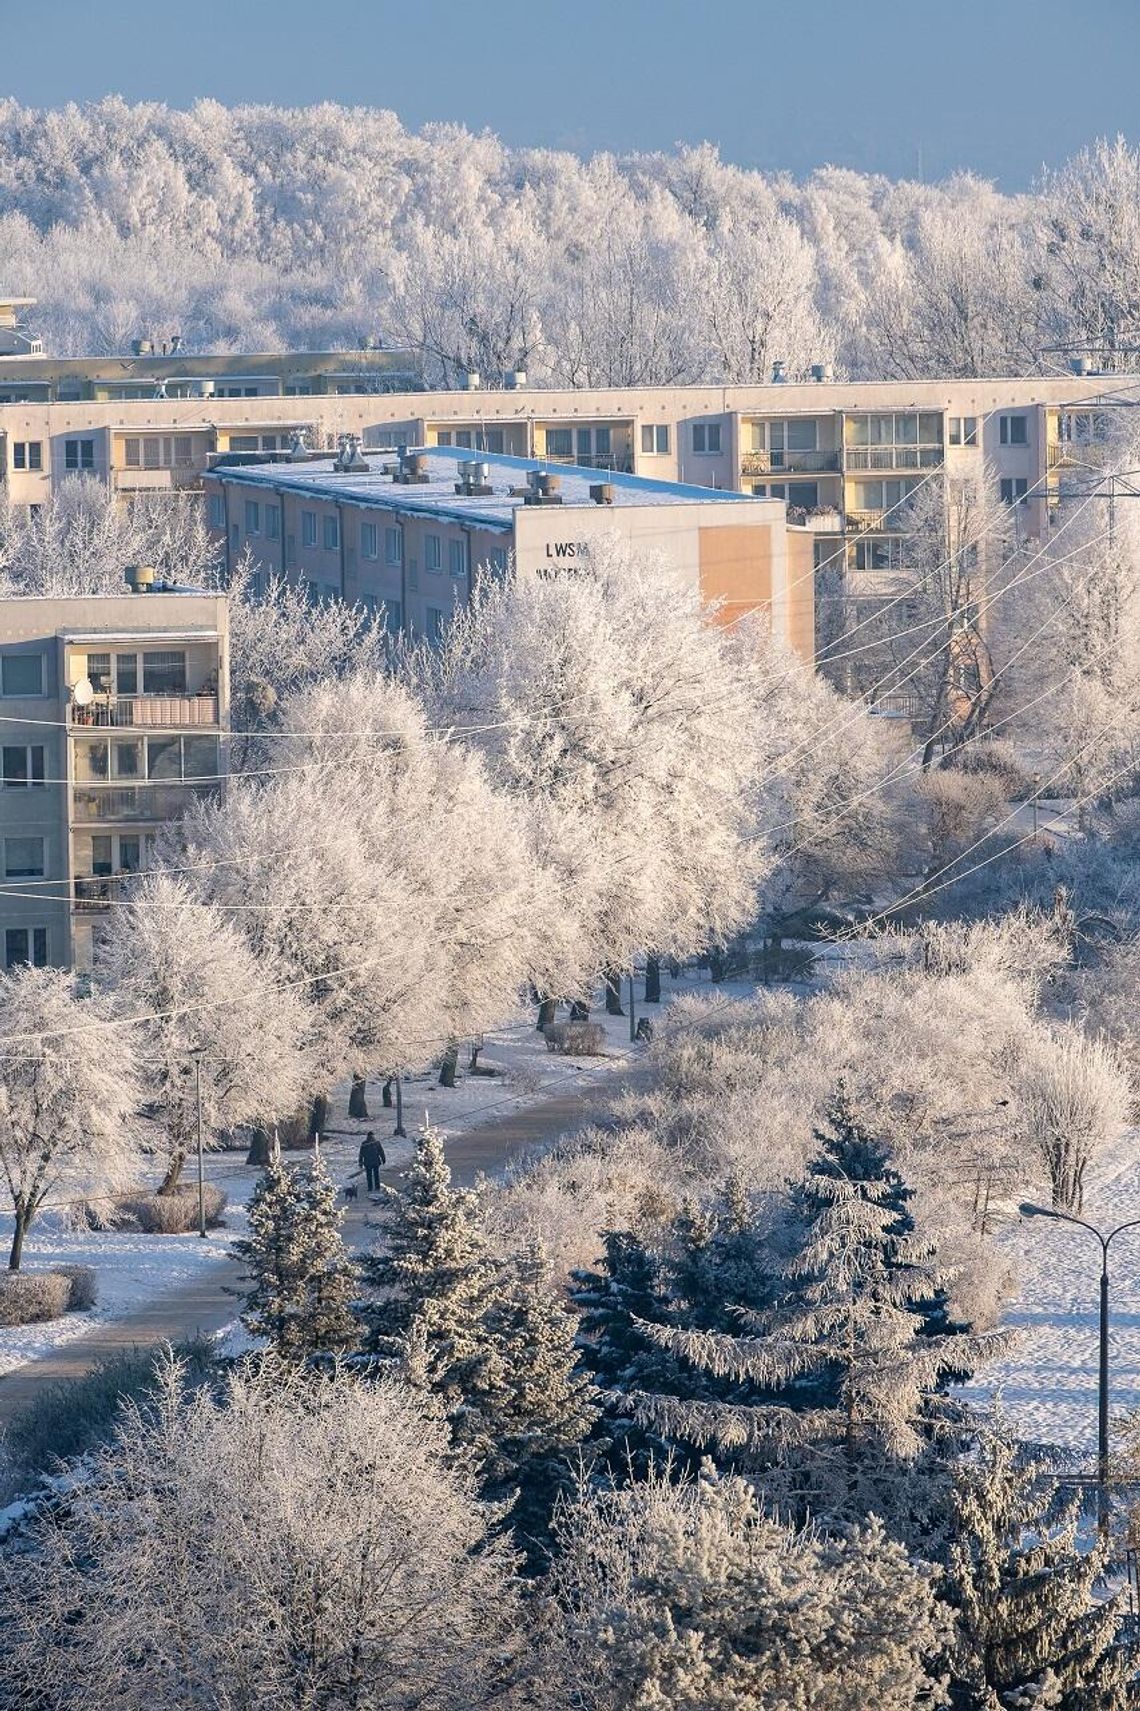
[1012,1028,1130,1212]
[0,1356,526,1711]
[53,1263,98,1310]
[0,1271,72,1326]
[112,1183,228,1233]
[915,768,1007,868]
[544,1020,606,1056]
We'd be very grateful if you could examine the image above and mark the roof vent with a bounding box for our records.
[771,359,787,384]
[289,429,310,461]
[455,459,494,497]
[503,368,527,390]
[590,482,614,506]
[459,370,481,391]
[124,564,157,594]
[334,433,369,473]
[1070,355,1092,376]
[524,469,563,506]
[809,362,833,383]
[131,337,154,357]
[394,450,430,485]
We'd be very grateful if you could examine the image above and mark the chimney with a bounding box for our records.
[589,482,614,506]
[124,564,157,594]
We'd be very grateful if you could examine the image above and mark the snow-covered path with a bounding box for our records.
[959,1128,1140,1457]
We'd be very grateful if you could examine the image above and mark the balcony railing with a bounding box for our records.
[845,445,943,471]
[844,509,900,533]
[542,450,634,472]
[72,781,219,824]
[1048,440,1109,469]
[741,448,839,476]
[70,693,219,729]
[73,874,128,911]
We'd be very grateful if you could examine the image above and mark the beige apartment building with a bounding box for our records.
[203,446,815,661]
[0,586,229,972]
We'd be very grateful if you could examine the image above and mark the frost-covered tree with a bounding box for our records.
[0,476,216,598]
[1011,1027,1129,1212]
[547,1465,954,1711]
[0,1355,526,1711]
[235,1143,358,1359]
[409,545,779,1011]
[0,968,142,1270]
[944,1432,1130,1711]
[97,871,308,1192]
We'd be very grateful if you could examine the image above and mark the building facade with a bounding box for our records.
[0,588,229,972]
[203,446,815,660]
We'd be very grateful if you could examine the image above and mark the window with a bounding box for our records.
[576,429,592,459]
[142,651,187,695]
[384,600,403,636]
[13,441,42,472]
[692,423,722,454]
[360,522,379,560]
[265,505,280,541]
[0,653,44,697]
[5,928,47,970]
[455,431,473,449]
[181,736,219,779]
[65,439,95,471]
[229,435,259,453]
[847,413,941,446]
[385,527,402,566]
[112,740,142,779]
[425,534,443,573]
[244,500,261,536]
[436,431,453,446]
[115,654,138,695]
[482,430,504,454]
[949,417,978,447]
[640,424,670,455]
[125,438,141,468]
[174,436,193,467]
[322,514,340,551]
[853,537,908,572]
[86,653,112,693]
[852,478,919,513]
[1000,477,1029,505]
[449,538,467,580]
[2,746,44,787]
[787,482,819,511]
[207,494,225,530]
[301,510,317,548]
[546,429,573,459]
[5,837,44,879]
[426,607,446,645]
[1000,415,1028,446]
[488,547,508,577]
[595,427,612,456]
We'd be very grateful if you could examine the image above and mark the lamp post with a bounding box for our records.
[191,1049,206,1239]
[1020,1202,1140,1533]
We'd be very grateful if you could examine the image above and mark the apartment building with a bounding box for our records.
[203,445,815,660]
[0,585,229,972]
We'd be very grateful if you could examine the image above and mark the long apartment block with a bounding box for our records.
[0,587,229,972]
[203,445,815,660]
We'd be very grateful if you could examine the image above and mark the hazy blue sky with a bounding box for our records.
[3,0,1137,188]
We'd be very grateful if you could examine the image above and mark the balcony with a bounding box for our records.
[741,449,839,476]
[844,509,896,533]
[73,874,128,912]
[72,782,219,824]
[542,450,634,472]
[1047,439,1109,470]
[70,693,219,729]
[845,445,943,471]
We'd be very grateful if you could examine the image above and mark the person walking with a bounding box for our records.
[359,1131,387,1193]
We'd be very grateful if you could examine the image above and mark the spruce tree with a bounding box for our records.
[235,1143,358,1359]
[945,1433,1130,1711]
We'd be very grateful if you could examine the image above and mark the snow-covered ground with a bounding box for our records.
[958,1126,1140,1457]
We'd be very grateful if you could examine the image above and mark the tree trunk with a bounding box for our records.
[348,1074,369,1120]
[568,1000,590,1022]
[246,1126,270,1167]
[438,1043,459,1088]
[644,956,662,1003]
[604,968,625,1016]
[381,1077,394,1108]
[536,996,557,1032]
[708,946,727,984]
[8,1202,30,1272]
[468,1039,482,1072]
[394,1072,406,1138]
[309,1093,330,1142]
[158,1148,187,1195]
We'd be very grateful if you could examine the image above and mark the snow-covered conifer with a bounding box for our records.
[235,1143,357,1359]
[945,1432,1130,1711]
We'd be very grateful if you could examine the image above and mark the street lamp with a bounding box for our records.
[1020,1201,1140,1532]
[190,1049,207,1239]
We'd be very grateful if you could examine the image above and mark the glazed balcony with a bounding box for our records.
[845,445,943,472]
[741,448,840,476]
[72,781,219,824]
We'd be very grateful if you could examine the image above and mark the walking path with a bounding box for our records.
[0,1070,631,1427]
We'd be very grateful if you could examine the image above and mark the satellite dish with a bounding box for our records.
[72,679,94,707]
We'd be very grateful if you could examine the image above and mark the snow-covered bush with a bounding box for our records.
[0,1271,73,1327]
[110,1183,228,1234]
[52,1264,97,1311]
[1011,1027,1131,1211]
[0,1355,526,1711]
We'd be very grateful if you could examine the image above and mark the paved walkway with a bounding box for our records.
[0,1068,632,1426]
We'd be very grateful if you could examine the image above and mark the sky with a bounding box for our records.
[2,0,1138,188]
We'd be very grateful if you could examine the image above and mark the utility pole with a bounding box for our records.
[628,971,637,1043]
[193,1050,206,1239]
